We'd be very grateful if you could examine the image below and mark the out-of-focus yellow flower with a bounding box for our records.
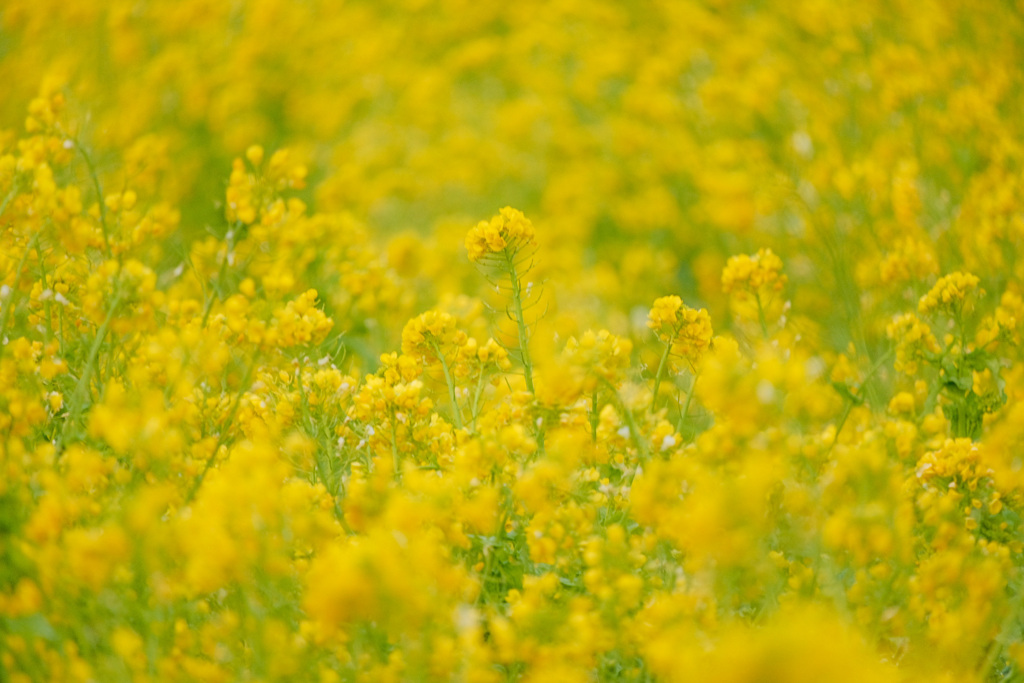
[918,271,981,317]
[721,248,787,295]
[887,312,940,375]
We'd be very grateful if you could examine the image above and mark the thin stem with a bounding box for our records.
[201,237,233,327]
[36,248,53,342]
[600,378,649,487]
[0,183,19,217]
[311,442,354,535]
[755,292,770,337]
[506,253,534,393]
[74,138,112,259]
[0,232,40,348]
[591,389,599,443]
[470,371,487,431]
[57,290,124,455]
[651,341,673,412]
[477,489,514,607]
[979,573,1024,678]
[432,342,463,430]
[390,410,402,480]
[829,400,854,451]
[678,373,699,438]
[185,355,259,503]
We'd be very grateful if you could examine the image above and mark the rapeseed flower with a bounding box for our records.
[2,4,1024,681]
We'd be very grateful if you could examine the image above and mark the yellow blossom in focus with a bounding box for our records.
[465,207,536,262]
[647,295,713,369]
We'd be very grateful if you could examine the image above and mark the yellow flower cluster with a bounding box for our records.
[226,146,308,225]
[887,313,941,375]
[270,289,334,348]
[4,2,1024,682]
[647,295,714,369]
[878,237,939,286]
[401,310,464,364]
[721,248,788,295]
[564,329,633,388]
[919,271,982,317]
[465,207,537,263]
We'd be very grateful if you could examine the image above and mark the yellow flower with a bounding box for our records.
[269,289,334,348]
[401,310,466,365]
[918,271,981,317]
[465,207,536,262]
[887,313,940,375]
[647,295,713,369]
[721,248,787,295]
[564,329,633,388]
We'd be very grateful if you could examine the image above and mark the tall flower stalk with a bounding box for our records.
[466,207,539,394]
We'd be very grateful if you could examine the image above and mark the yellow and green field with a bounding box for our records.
[3,1,1024,680]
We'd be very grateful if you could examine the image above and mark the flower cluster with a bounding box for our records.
[647,295,714,369]
[918,271,982,318]
[721,248,788,295]
[465,207,537,263]
[4,3,1024,682]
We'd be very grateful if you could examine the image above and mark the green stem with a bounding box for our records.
[755,292,770,337]
[432,342,464,430]
[57,290,124,455]
[470,371,487,431]
[201,236,233,327]
[506,254,534,393]
[678,373,699,438]
[390,410,402,480]
[185,355,259,503]
[591,389,599,443]
[36,248,53,342]
[0,232,39,349]
[74,138,112,258]
[0,184,19,218]
[477,490,514,606]
[829,400,854,451]
[979,573,1024,678]
[601,378,649,481]
[651,340,673,412]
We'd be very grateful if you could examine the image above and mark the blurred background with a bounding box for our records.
[3,0,1022,362]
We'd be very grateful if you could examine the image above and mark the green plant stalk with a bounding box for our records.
[755,292,770,337]
[36,248,53,342]
[477,489,515,606]
[601,378,650,488]
[650,339,673,412]
[390,410,402,480]
[829,399,854,451]
[201,234,235,327]
[677,373,699,437]
[58,290,123,454]
[74,138,112,259]
[0,232,40,349]
[506,253,534,393]
[979,573,1024,678]
[470,371,487,431]
[0,184,19,217]
[432,341,464,430]
[185,354,259,503]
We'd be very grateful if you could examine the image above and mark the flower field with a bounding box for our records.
[3,1,1024,680]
